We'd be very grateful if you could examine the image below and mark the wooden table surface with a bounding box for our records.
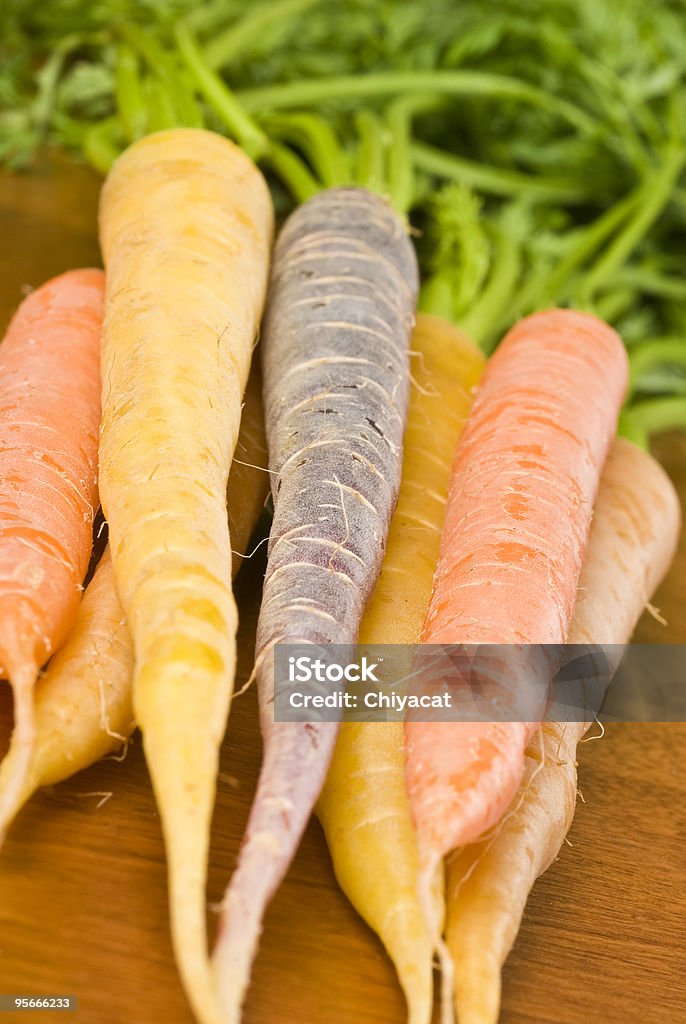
[0,156,684,1024]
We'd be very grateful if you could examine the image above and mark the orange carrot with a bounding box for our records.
[404,309,628,998]
[0,269,103,831]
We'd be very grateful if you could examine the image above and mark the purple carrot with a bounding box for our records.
[212,187,418,1018]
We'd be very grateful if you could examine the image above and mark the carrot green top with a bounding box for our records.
[3,0,686,443]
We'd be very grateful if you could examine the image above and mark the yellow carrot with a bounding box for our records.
[98,128,273,1024]
[5,547,133,792]
[0,360,269,829]
[446,436,681,1024]
[317,313,485,1024]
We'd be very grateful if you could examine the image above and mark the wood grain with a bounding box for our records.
[0,156,684,1024]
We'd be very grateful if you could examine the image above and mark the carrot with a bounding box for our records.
[0,268,103,834]
[211,186,418,1021]
[0,357,270,832]
[316,312,484,1024]
[404,308,628,1000]
[1,548,133,793]
[98,128,273,1024]
[445,436,681,1024]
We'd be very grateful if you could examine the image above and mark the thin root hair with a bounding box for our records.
[74,790,113,809]
[231,457,278,476]
[232,534,270,561]
[579,716,605,743]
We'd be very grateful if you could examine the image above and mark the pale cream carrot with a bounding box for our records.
[445,437,680,1024]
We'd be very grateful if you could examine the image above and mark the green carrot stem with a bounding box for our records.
[115,45,147,141]
[237,71,598,133]
[628,339,686,396]
[174,23,269,158]
[667,89,686,146]
[600,266,686,301]
[355,110,386,195]
[118,23,203,128]
[82,118,121,174]
[517,186,643,315]
[182,0,230,35]
[384,93,440,208]
[418,273,456,321]
[617,414,649,450]
[205,0,319,69]
[461,209,528,350]
[32,48,69,136]
[263,143,320,203]
[619,396,686,450]
[577,146,686,307]
[411,141,586,202]
[386,96,420,214]
[175,25,321,197]
[571,53,651,174]
[146,77,178,132]
[584,46,662,153]
[593,287,635,324]
[261,112,350,188]
[34,31,109,136]
[178,67,206,128]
